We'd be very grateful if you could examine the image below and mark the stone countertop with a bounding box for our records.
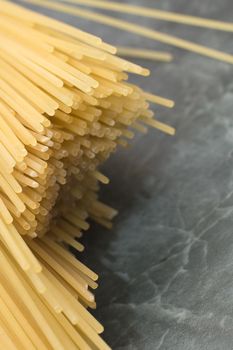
[13,0,233,349]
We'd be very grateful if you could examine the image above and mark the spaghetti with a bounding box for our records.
[59,0,233,31]
[0,1,174,349]
[20,0,233,64]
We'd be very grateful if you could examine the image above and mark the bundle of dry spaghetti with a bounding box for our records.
[0,1,175,349]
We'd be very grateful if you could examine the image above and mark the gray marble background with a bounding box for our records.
[13,0,233,348]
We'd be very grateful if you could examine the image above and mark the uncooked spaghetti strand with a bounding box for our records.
[0,198,13,225]
[22,0,233,64]
[117,47,173,62]
[141,117,175,136]
[57,0,233,32]
[144,92,175,108]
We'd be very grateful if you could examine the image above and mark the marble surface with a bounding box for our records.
[13,0,233,348]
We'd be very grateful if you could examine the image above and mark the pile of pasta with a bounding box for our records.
[0,1,174,349]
